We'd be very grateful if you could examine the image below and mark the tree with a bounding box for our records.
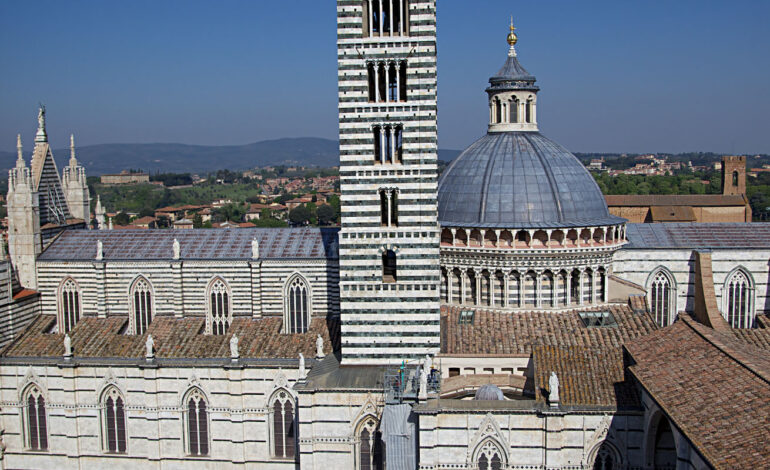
[289,205,312,226]
[114,212,130,226]
[317,204,336,226]
[192,213,203,229]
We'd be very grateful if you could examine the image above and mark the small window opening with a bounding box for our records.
[382,249,397,283]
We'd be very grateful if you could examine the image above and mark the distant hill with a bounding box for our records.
[0,138,463,176]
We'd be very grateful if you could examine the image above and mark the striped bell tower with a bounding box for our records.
[336,0,440,365]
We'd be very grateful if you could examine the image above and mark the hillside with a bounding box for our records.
[0,138,462,175]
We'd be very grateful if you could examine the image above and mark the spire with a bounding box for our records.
[35,104,47,143]
[69,134,78,167]
[16,134,25,168]
[507,17,518,57]
[95,195,103,213]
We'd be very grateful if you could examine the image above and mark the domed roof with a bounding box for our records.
[438,132,624,228]
[474,384,504,401]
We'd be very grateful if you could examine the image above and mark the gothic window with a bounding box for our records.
[184,388,209,456]
[475,439,505,470]
[270,389,296,460]
[591,442,620,470]
[570,270,581,305]
[373,125,400,164]
[357,416,384,470]
[207,278,231,335]
[399,61,407,101]
[378,63,387,102]
[373,126,382,163]
[24,385,47,451]
[129,277,153,335]
[58,277,81,333]
[285,275,310,334]
[382,250,397,283]
[101,387,127,453]
[649,269,674,327]
[388,63,398,101]
[723,269,755,329]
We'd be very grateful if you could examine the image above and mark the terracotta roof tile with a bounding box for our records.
[625,317,770,469]
[2,315,338,361]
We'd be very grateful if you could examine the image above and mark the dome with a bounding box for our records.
[474,384,504,401]
[437,132,623,228]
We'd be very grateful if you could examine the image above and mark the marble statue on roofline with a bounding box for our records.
[63,334,72,358]
[173,239,180,259]
[299,353,306,379]
[549,371,560,406]
[252,237,259,259]
[145,335,154,359]
[96,240,103,261]
[316,334,324,358]
[230,334,239,360]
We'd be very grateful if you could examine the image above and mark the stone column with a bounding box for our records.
[536,270,543,308]
[565,272,571,306]
[395,62,401,101]
[579,268,585,306]
[390,127,397,162]
[460,269,467,305]
[386,190,392,226]
[450,228,457,247]
[368,0,374,37]
[385,63,391,102]
[447,268,453,304]
[502,273,509,308]
[474,269,482,306]
[591,267,598,304]
[489,271,496,307]
[495,230,502,248]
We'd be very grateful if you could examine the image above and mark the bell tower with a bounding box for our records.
[336,0,441,365]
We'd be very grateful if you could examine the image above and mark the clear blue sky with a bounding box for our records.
[1,0,768,154]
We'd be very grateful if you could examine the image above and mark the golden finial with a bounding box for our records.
[507,16,518,46]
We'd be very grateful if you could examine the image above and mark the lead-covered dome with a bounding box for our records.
[438,132,622,228]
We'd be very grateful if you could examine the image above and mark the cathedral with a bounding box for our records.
[0,2,767,469]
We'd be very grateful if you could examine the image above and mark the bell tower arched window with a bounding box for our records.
[24,384,48,451]
[270,389,296,460]
[207,278,231,335]
[184,388,209,456]
[101,386,127,453]
[363,0,409,38]
[649,269,675,327]
[373,125,402,164]
[285,275,310,334]
[723,268,755,328]
[129,277,153,335]
[58,277,81,333]
[357,416,384,470]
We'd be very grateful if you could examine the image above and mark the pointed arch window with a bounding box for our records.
[129,277,153,335]
[723,269,755,329]
[590,442,620,470]
[58,277,81,333]
[24,384,48,451]
[475,439,505,470]
[270,389,296,460]
[101,386,127,453]
[184,388,209,456]
[357,416,384,470]
[649,269,675,327]
[285,275,310,334]
[207,278,231,335]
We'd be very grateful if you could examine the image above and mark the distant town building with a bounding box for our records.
[100,170,150,185]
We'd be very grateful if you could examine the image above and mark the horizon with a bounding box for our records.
[1,0,769,155]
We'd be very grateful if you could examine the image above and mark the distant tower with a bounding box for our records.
[336,0,441,364]
[7,135,42,289]
[62,134,91,223]
[721,155,746,196]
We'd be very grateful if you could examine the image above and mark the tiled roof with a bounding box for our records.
[38,227,339,261]
[605,194,747,207]
[2,315,338,361]
[440,305,658,408]
[731,314,770,350]
[440,304,658,356]
[624,223,770,249]
[625,317,770,470]
[533,345,638,408]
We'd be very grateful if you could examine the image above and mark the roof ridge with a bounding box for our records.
[682,316,770,385]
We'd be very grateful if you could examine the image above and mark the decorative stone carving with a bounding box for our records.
[419,362,428,400]
[172,238,180,260]
[96,240,103,261]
